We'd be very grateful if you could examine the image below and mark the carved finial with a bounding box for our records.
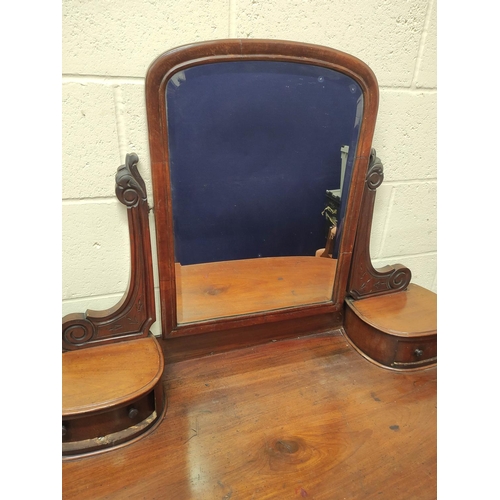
[366,149,384,190]
[115,153,147,207]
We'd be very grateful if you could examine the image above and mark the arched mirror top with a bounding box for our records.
[145,39,379,338]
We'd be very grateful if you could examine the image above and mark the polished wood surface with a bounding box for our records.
[63,337,164,416]
[176,256,337,324]
[346,284,436,336]
[63,332,436,499]
[63,336,166,458]
[344,284,437,369]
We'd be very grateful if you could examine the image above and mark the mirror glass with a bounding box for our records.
[165,61,363,324]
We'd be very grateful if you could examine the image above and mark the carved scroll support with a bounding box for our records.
[62,153,156,351]
[347,149,411,300]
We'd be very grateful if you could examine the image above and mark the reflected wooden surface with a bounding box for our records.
[176,256,338,324]
[62,332,436,499]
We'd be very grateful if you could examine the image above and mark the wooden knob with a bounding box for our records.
[128,407,139,419]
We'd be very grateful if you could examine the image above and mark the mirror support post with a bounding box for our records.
[347,149,412,300]
[62,153,156,351]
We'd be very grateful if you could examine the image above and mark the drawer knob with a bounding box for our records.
[62,424,67,437]
[128,407,139,419]
[414,348,424,358]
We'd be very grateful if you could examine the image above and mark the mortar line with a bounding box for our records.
[62,74,145,84]
[378,86,436,93]
[62,196,118,205]
[63,286,161,304]
[381,178,437,186]
[411,0,435,88]
[63,292,124,304]
[62,76,436,92]
[372,250,437,261]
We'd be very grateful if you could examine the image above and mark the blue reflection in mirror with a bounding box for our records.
[166,61,362,265]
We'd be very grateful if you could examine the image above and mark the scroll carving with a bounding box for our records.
[115,153,147,207]
[62,154,156,351]
[347,149,412,300]
[62,316,96,346]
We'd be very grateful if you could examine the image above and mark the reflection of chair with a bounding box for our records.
[315,225,336,257]
[63,40,436,498]
[62,154,166,459]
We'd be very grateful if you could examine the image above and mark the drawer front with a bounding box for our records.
[63,389,155,444]
[392,337,437,368]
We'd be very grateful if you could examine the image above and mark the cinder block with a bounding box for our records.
[63,82,121,199]
[62,0,229,77]
[373,90,436,181]
[118,83,154,200]
[62,200,130,299]
[379,181,437,256]
[235,0,429,87]
[63,200,162,334]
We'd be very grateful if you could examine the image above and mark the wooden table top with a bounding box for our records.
[62,336,164,417]
[176,256,338,324]
[63,331,436,499]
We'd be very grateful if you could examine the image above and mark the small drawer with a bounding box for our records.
[63,389,156,444]
[392,338,437,367]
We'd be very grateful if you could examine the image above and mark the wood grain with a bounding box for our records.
[176,256,337,324]
[63,332,436,499]
[63,336,164,416]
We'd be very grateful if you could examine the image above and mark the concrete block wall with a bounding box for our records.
[62,0,437,336]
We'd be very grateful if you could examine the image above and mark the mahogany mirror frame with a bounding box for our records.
[145,39,379,340]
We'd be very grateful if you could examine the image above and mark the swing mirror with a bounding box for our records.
[146,40,379,337]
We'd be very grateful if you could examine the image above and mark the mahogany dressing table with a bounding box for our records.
[62,39,436,498]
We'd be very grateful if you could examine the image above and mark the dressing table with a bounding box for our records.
[62,39,436,498]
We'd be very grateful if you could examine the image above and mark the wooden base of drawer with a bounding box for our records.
[62,336,167,459]
[62,380,166,459]
[343,285,437,371]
